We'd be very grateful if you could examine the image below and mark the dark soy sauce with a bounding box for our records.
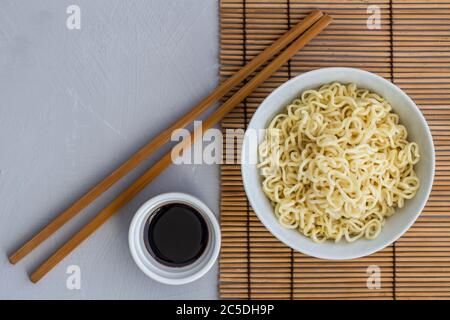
[144,203,209,267]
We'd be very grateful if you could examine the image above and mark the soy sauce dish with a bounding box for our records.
[129,193,220,285]
[242,67,435,260]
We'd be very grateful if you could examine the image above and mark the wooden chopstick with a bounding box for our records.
[8,10,323,265]
[29,14,333,283]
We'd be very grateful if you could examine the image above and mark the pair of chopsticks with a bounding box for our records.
[9,10,332,282]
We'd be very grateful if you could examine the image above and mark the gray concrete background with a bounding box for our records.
[0,0,220,299]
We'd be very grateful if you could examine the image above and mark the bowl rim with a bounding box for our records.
[241,67,435,260]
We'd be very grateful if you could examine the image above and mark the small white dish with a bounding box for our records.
[129,192,220,285]
[241,67,435,260]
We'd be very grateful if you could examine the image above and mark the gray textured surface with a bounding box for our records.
[0,0,220,299]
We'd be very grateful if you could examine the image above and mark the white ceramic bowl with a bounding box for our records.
[129,192,220,285]
[241,67,435,260]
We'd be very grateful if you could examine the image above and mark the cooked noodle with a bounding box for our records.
[257,82,420,242]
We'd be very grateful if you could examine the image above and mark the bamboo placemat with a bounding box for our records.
[219,0,450,299]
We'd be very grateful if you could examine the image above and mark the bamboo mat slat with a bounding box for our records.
[219,0,450,300]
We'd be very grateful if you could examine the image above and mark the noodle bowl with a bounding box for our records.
[257,82,420,243]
